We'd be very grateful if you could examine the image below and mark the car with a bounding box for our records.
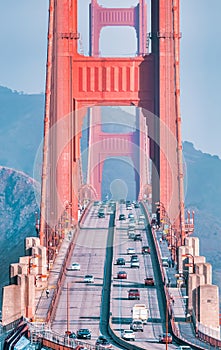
[139,214,145,220]
[162,257,169,268]
[144,277,154,286]
[159,333,172,344]
[117,271,127,279]
[128,213,134,219]
[127,247,136,255]
[116,257,125,265]
[128,288,140,300]
[131,260,139,268]
[95,335,112,349]
[98,211,105,218]
[84,274,94,283]
[130,254,139,262]
[126,205,132,210]
[129,218,135,223]
[134,203,140,208]
[128,222,136,229]
[128,231,136,239]
[130,320,143,332]
[176,347,193,350]
[142,246,150,254]
[119,213,126,220]
[71,262,80,270]
[138,219,145,225]
[134,234,142,241]
[121,329,135,341]
[77,328,91,340]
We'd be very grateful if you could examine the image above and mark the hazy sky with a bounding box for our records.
[0,0,220,158]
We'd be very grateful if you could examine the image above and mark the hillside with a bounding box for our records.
[0,86,44,176]
[183,141,221,289]
[0,167,39,308]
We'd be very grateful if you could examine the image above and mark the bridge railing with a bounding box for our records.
[27,322,95,350]
[141,202,209,349]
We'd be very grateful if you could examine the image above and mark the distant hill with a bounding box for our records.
[0,166,39,308]
[183,141,221,291]
[0,86,221,305]
[0,86,44,176]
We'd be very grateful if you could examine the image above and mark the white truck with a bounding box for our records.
[132,304,148,324]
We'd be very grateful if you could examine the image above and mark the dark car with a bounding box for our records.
[159,333,172,344]
[128,288,140,300]
[77,328,91,340]
[95,335,112,349]
[144,277,154,286]
[142,246,150,254]
[134,234,142,241]
[117,271,127,279]
[116,257,125,265]
[98,211,105,218]
[119,214,126,221]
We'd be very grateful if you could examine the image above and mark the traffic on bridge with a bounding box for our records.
[1,1,220,350]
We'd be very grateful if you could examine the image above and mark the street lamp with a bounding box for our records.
[66,282,70,336]
[66,281,75,338]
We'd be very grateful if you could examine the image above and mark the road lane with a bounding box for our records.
[111,203,178,349]
[51,202,178,349]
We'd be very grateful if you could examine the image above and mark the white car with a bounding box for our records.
[121,329,135,341]
[130,260,140,268]
[71,262,80,271]
[127,247,136,255]
[84,274,94,283]
[176,347,193,350]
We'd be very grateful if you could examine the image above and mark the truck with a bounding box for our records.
[132,304,148,324]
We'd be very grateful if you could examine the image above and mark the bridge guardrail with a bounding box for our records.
[141,202,209,350]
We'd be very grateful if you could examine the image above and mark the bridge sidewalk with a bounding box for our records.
[34,233,73,323]
[155,229,214,349]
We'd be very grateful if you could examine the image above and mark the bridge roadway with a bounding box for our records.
[33,202,214,349]
[49,203,178,349]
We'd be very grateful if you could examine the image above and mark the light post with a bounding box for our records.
[66,282,70,336]
[66,281,75,338]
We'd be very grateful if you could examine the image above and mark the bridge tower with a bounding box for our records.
[87,106,149,200]
[40,0,185,246]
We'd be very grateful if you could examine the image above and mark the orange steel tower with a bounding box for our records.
[39,0,185,247]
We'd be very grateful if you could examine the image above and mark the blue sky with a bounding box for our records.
[0,0,220,158]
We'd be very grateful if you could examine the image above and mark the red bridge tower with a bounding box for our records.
[40,0,186,247]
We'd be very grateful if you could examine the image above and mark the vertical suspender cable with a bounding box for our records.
[172,0,185,243]
[39,0,55,246]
